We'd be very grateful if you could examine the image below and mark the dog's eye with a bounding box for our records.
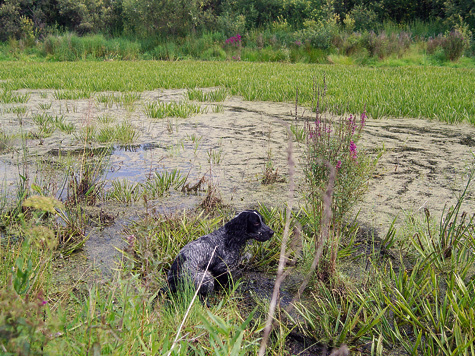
[254,223,260,227]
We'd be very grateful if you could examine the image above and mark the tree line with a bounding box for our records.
[0,0,473,42]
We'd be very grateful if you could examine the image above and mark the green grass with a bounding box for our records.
[0,89,30,103]
[144,100,204,119]
[186,87,229,102]
[0,61,474,124]
[53,89,92,100]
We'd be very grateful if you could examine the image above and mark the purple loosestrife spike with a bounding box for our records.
[336,161,342,169]
[349,140,357,159]
[360,111,367,127]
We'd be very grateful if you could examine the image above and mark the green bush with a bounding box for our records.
[41,34,141,60]
[441,30,467,61]
[200,46,227,61]
[305,109,379,224]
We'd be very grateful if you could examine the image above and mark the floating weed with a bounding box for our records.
[32,112,53,126]
[76,124,97,143]
[144,101,203,119]
[186,133,203,144]
[0,90,30,103]
[2,62,475,124]
[55,118,76,134]
[31,113,75,135]
[120,92,141,106]
[66,149,108,206]
[186,133,203,155]
[207,88,229,102]
[53,90,91,100]
[96,92,140,110]
[165,118,179,134]
[186,88,206,101]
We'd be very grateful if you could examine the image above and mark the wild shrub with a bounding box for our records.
[441,29,467,61]
[305,108,379,226]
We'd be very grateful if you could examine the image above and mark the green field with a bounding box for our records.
[1,61,475,124]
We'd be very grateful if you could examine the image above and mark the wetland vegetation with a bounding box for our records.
[0,59,475,355]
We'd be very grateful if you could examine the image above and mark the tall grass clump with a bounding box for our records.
[186,87,229,102]
[43,33,141,61]
[142,169,186,199]
[0,89,30,104]
[144,101,204,119]
[368,171,475,355]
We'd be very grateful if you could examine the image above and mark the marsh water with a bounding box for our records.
[1,88,474,285]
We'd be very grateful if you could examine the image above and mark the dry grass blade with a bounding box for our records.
[166,246,217,356]
[293,160,336,302]
[259,124,295,356]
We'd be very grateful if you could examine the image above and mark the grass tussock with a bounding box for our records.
[144,100,205,119]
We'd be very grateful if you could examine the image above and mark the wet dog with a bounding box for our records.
[167,210,274,297]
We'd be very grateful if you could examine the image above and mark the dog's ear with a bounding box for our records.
[224,211,249,235]
[245,211,262,234]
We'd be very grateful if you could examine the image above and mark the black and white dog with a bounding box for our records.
[167,210,274,297]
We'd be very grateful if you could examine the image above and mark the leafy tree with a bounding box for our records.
[56,0,118,34]
[122,0,217,38]
[0,0,21,40]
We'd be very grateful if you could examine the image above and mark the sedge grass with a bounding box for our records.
[144,100,204,119]
[1,61,474,124]
[0,89,30,104]
[53,89,92,100]
[186,87,229,102]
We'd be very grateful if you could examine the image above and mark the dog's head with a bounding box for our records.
[226,210,274,242]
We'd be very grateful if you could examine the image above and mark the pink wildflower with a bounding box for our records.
[349,140,357,159]
[336,160,342,169]
[360,110,367,126]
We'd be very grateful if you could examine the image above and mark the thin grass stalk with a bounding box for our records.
[258,125,295,356]
[166,246,217,356]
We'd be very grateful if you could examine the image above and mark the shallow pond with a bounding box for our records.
[1,89,474,277]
